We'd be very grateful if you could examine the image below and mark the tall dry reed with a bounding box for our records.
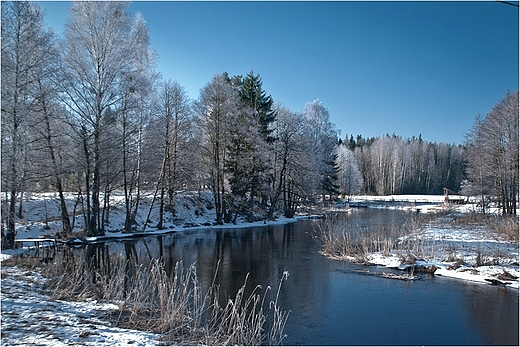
[313,213,435,262]
[42,252,289,346]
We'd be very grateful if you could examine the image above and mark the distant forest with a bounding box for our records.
[2,2,518,246]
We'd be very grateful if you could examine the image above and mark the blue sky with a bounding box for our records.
[39,1,518,145]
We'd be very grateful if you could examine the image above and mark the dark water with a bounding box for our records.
[96,209,519,345]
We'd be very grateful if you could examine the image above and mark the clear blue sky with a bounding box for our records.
[39,1,518,145]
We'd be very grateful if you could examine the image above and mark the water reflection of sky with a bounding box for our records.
[92,209,518,346]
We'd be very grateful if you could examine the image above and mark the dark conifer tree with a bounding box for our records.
[238,71,277,143]
[348,135,356,150]
[321,151,340,201]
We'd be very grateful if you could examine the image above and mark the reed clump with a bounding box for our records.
[489,215,519,242]
[314,211,517,269]
[41,253,289,346]
[313,213,433,262]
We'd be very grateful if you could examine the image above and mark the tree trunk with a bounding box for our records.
[90,125,101,236]
[157,187,165,230]
[40,90,71,234]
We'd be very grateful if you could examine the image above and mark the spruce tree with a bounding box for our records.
[321,151,340,201]
[238,71,276,143]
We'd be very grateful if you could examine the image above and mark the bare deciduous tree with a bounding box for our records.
[153,80,193,229]
[335,144,363,197]
[1,1,55,247]
[194,74,237,224]
[60,2,155,235]
[465,91,519,214]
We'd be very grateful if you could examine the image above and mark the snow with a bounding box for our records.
[1,191,311,345]
[362,207,519,289]
[7,191,304,244]
[1,265,160,346]
[352,194,447,203]
[435,266,520,288]
[345,195,519,289]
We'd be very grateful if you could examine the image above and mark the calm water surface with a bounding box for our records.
[97,209,518,345]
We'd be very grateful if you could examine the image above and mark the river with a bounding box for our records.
[88,209,519,345]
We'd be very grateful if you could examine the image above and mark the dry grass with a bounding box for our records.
[489,215,519,242]
[313,213,434,262]
[2,255,44,269]
[314,211,518,269]
[39,252,289,346]
[449,213,519,242]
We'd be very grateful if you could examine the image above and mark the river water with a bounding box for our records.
[93,209,519,345]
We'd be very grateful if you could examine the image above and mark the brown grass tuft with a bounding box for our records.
[40,253,288,346]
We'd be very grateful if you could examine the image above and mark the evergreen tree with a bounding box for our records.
[222,71,277,220]
[321,151,340,200]
[348,135,356,150]
[238,71,276,143]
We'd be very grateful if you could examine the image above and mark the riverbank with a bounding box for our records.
[1,261,160,346]
[1,191,297,346]
[2,194,518,345]
[318,208,519,289]
[3,192,518,291]
[2,191,310,255]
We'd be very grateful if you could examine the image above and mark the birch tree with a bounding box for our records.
[60,2,155,235]
[302,100,339,202]
[154,80,192,229]
[194,74,237,224]
[465,91,519,214]
[117,14,156,233]
[267,106,306,218]
[32,72,74,235]
[335,144,363,197]
[1,1,55,247]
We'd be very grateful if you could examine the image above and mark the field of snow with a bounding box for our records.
[349,195,514,217]
[352,194,448,203]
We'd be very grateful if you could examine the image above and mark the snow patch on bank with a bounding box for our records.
[3,191,307,249]
[1,265,160,346]
[364,219,519,289]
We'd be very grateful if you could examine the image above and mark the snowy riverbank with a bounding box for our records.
[1,263,161,346]
[332,204,519,289]
[1,191,307,251]
[1,193,518,345]
[349,195,518,289]
[1,191,302,346]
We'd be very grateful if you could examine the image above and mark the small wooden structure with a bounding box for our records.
[443,188,466,205]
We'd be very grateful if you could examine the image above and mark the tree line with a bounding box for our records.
[339,134,465,196]
[1,2,517,247]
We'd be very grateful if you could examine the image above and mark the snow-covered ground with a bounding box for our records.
[350,194,475,213]
[1,264,160,346]
[358,205,519,289]
[352,194,448,203]
[3,191,304,242]
[0,191,307,345]
[3,191,218,240]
